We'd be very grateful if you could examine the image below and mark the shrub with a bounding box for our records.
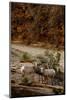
[20,52,32,61]
[36,55,48,64]
[44,51,61,71]
[53,88,64,95]
[36,50,61,72]
[22,76,33,86]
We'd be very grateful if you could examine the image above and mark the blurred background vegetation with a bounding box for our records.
[11,2,65,50]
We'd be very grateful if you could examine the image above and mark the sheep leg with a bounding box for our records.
[44,76,46,84]
[43,76,46,84]
[47,76,49,84]
[52,76,54,85]
[45,76,48,84]
[22,70,25,77]
[32,72,34,82]
[39,75,40,83]
[42,76,43,84]
[42,76,45,84]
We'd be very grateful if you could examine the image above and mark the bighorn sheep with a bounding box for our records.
[33,63,55,84]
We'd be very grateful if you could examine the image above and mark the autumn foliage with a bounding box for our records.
[11,2,65,49]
